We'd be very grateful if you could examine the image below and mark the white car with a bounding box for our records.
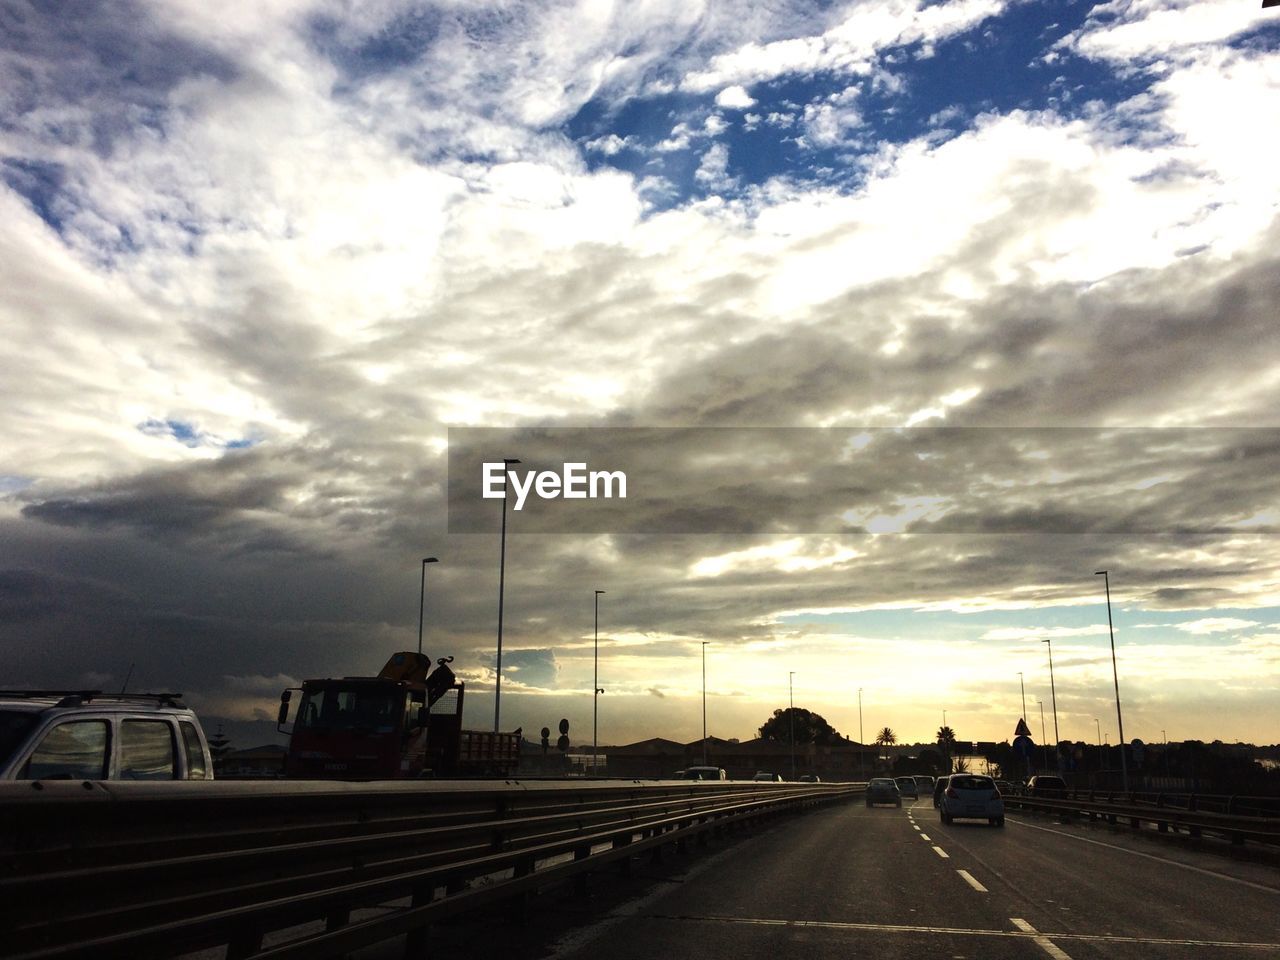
[939,773,1004,826]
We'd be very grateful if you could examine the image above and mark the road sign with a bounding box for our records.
[1015,718,1031,737]
[1013,735,1033,758]
[558,718,569,736]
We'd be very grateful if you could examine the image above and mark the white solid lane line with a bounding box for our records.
[1011,917,1074,960]
[957,869,988,893]
[932,845,949,858]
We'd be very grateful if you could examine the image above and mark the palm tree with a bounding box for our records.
[875,727,896,748]
[936,725,957,757]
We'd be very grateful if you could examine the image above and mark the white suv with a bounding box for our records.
[0,690,214,781]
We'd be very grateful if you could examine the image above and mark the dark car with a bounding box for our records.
[895,776,919,799]
[1026,774,1067,797]
[866,777,901,807]
[932,774,950,808]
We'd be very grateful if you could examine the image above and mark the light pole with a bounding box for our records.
[1018,671,1027,723]
[1094,718,1102,774]
[1042,637,1060,766]
[417,557,438,656]
[789,671,796,781]
[858,687,864,780]
[1037,699,1048,771]
[1096,570,1129,793]
[494,457,520,733]
[594,590,605,773]
[701,642,709,765]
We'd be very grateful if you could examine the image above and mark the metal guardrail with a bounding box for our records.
[0,778,859,960]
[1004,790,1280,846]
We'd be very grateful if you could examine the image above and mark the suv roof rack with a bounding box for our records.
[0,690,186,708]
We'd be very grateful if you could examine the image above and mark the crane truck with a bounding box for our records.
[277,652,520,779]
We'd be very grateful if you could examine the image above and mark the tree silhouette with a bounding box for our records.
[207,725,232,776]
[875,727,896,748]
[758,707,841,745]
[936,725,957,759]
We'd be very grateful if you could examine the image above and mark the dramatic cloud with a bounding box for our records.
[2,0,1278,749]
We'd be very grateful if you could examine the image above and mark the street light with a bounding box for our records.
[417,557,438,656]
[1094,718,1102,774]
[1018,671,1027,723]
[858,687,864,780]
[494,458,520,734]
[701,647,711,768]
[789,671,796,781]
[1096,570,1129,793]
[1042,637,1060,766]
[1037,699,1048,771]
[594,590,605,772]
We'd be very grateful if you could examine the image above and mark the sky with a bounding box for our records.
[2,0,1278,753]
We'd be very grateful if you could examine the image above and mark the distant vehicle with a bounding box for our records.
[933,774,950,808]
[866,777,901,807]
[681,766,727,780]
[1026,775,1067,797]
[895,776,919,799]
[914,775,935,794]
[939,774,1005,826]
[752,771,784,782]
[0,690,213,781]
[797,773,821,782]
[994,779,1016,795]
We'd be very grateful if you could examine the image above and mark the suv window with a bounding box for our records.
[23,720,109,780]
[120,720,177,780]
[179,721,207,780]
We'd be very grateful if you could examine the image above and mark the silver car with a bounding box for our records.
[939,773,1004,826]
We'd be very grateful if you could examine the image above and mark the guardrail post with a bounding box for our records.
[404,885,435,957]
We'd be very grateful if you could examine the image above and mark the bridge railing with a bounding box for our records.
[0,778,860,960]
[1003,789,1280,846]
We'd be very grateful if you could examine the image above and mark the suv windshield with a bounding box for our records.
[0,711,39,767]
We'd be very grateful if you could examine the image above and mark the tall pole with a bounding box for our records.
[418,557,438,656]
[701,642,709,765]
[789,671,796,781]
[1037,699,1048,771]
[594,590,605,773]
[1095,717,1102,773]
[858,687,864,780]
[1096,570,1129,793]
[494,458,520,733]
[1018,671,1027,723]
[1042,637,1060,767]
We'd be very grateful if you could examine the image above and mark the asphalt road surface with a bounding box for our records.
[364,796,1280,960]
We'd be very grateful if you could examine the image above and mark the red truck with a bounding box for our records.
[277,652,520,779]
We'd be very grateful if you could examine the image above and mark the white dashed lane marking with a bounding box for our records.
[932,845,949,859]
[956,869,988,893]
[1011,917,1074,960]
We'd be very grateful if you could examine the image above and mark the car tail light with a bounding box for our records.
[991,790,1000,800]
[946,787,958,798]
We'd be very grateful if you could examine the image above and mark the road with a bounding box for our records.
[530,796,1280,960]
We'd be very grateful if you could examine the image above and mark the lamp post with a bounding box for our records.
[594,590,605,773]
[858,687,864,780]
[494,458,520,734]
[789,671,796,781]
[701,641,709,765]
[1037,699,1048,771]
[417,557,438,656]
[1018,671,1027,724]
[1042,637,1060,766]
[1096,570,1129,793]
[1094,717,1102,774]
